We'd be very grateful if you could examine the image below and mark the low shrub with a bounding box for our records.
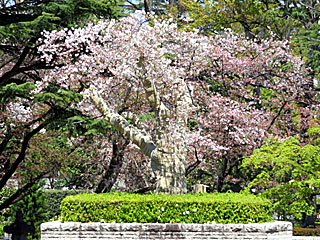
[293,227,320,236]
[42,189,87,220]
[60,192,273,224]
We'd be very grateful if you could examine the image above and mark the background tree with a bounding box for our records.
[180,0,303,38]
[175,0,320,191]
[242,126,320,221]
[181,0,320,77]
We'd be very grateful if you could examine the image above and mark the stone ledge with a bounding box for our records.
[41,221,292,233]
[41,221,293,240]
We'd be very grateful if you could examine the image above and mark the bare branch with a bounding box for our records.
[296,0,320,12]
[90,87,156,158]
[121,112,142,128]
[267,100,287,131]
[185,147,202,176]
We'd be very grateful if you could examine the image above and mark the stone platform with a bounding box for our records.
[41,221,292,239]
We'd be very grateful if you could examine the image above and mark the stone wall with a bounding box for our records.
[41,221,292,240]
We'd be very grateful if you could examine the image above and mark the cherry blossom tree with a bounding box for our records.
[38,12,314,194]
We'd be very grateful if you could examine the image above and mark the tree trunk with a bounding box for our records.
[95,139,128,193]
[151,148,187,194]
[144,0,153,12]
[216,156,228,192]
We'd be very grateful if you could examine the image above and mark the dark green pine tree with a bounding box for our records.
[0,0,124,212]
[8,184,48,240]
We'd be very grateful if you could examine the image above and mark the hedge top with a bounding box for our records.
[63,192,269,203]
[60,192,274,224]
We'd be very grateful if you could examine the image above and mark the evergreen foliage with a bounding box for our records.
[5,185,48,240]
[1,189,88,239]
[42,189,87,220]
[297,21,320,82]
[0,0,124,211]
[0,0,124,39]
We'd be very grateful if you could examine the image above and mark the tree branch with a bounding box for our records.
[297,0,320,12]
[0,121,50,191]
[267,100,287,131]
[0,61,59,87]
[95,138,129,193]
[124,0,140,10]
[185,148,201,176]
[0,14,38,26]
[89,87,157,158]
[12,45,31,71]
[0,171,48,211]
[137,54,169,119]
[0,133,12,157]
[121,112,142,128]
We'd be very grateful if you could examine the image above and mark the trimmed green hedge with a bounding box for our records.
[60,192,273,224]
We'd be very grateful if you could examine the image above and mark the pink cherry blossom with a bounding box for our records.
[35,12,316,192]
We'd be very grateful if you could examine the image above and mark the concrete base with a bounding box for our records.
[41,221,292,239]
